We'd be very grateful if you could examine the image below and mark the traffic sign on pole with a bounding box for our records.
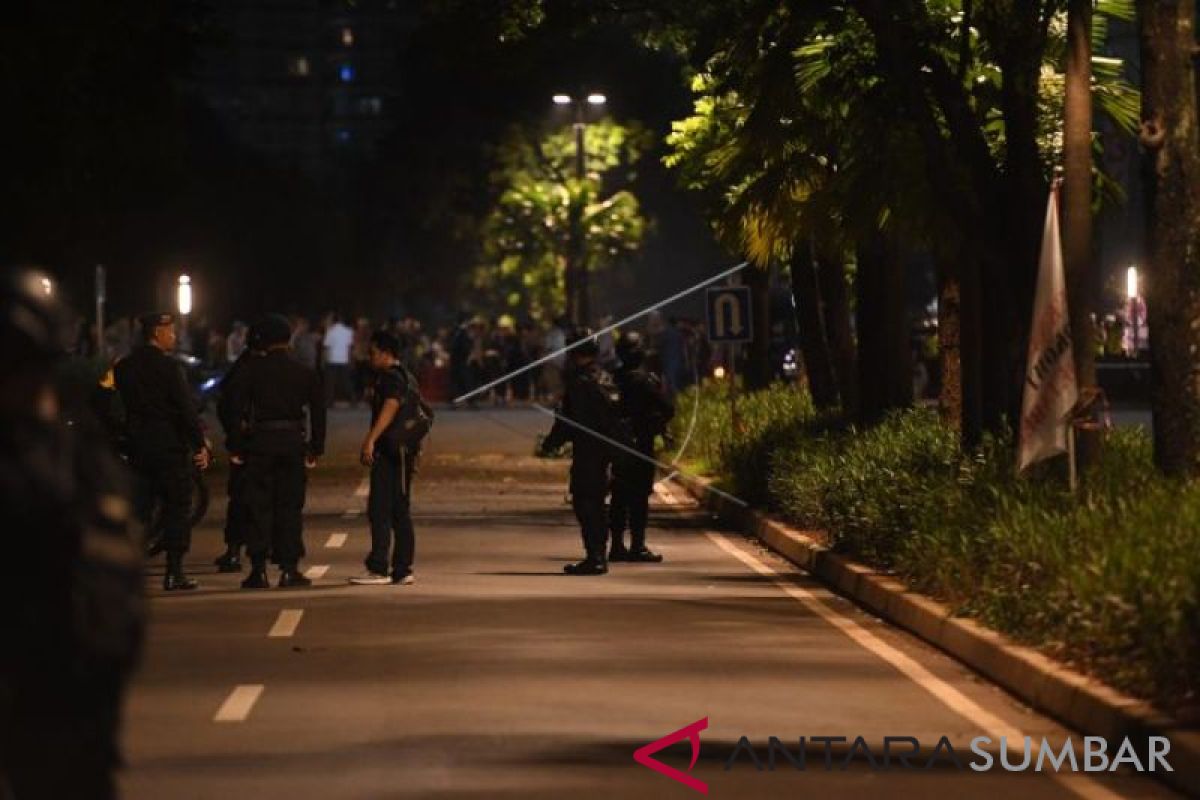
[706,286,752,343]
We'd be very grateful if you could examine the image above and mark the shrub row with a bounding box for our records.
[669,382,1199,711]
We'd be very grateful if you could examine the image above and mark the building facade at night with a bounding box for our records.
[196,0,416,175]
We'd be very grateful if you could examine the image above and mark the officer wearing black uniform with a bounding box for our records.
[225,314,325,589]
[609,331,675,563]
[213,322,264,573]
[538,328,622,575]
[1,268,145,800]
[114,311,210,590]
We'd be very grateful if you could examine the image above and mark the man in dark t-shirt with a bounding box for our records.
[350,330,418,586]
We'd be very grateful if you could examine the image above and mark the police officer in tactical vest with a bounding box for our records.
[538,328,622,575]
[1,269,145,799]
[114,311,210,590]
[213,321,265,573]
[609,331,674,563]
[225,313,325,589]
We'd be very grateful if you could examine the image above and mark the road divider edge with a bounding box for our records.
[681,476,1200,799]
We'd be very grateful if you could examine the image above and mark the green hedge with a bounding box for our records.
[670,382,1199,710]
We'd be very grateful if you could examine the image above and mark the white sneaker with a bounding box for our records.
[393,574,415,586]
[349,572,391,586]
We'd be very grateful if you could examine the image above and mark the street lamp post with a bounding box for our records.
[553,91,606,327]
[1126,265,1139,356]
[177,274,193,353]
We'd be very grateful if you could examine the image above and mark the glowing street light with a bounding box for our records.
[551,90,609,325]
[177,274,193,316]
[40,277,53,296]
[1126,265,1141,356]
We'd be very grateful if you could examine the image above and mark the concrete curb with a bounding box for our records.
[681,478,1200,797]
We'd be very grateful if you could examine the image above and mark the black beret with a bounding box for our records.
[139,312,175,331]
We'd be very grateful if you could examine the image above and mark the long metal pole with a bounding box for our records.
[573,100,588,327]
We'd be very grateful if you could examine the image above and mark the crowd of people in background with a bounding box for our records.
[446,310,715,407]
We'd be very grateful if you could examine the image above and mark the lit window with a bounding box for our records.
[341,27,354,46]
[289,56,311,77]
[339,64,354,83]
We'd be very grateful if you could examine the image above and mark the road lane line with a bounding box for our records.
[325,532,348,548]
[342,508,359,520]
[214,684,264,723]
[268,609,304,638]
[305,564,330,579]
[354,478,369,498]
[706,533,1127,800]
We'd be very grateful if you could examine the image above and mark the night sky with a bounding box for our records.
[3,0,729,328]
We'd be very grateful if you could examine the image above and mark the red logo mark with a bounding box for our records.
[634,717,709,795]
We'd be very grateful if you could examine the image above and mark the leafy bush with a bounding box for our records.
[678,383,1199,710]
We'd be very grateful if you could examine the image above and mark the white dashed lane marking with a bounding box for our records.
[325,532,348,548]
[304,564,330,579]
[214,685,264,723]
[354,478,369,498]
[267,609,304,638]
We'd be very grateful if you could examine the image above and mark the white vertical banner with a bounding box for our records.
[1018,185,1079,473]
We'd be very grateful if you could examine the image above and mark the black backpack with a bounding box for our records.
[393,365,435,449]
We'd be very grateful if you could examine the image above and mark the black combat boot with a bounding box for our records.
[163,553,199,591]
[278,564,312,588]
[627,532,663,563]
[214,546,242,573]
[241,557,270,589]
[564,556,608,576]
[608,531,630,562]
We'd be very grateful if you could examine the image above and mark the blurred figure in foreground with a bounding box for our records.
[0,269,144,799]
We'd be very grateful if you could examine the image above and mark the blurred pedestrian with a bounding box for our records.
[226,321,248,363]
[290,315,320,370]
[352,317,372,402]
[449,313,474,404]
[323,312,355,407]
[540,315,568,401]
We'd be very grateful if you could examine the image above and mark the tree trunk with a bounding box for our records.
[1063,0,1096,390]
[856,233,912,426]
[789,245,838,409]
[815,244,858,415]
[938,251,985,449]
[1137,0,1200,475]
[744,262,773,391]
[937,258,963,433]
[1063,0,1099,465]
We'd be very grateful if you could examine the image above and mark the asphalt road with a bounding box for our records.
[120,406,1178,799]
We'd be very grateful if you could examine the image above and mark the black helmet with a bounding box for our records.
[254,313,293,348]
[615,330,645,367]
[0,268,72,367]
[567,326,599,358]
